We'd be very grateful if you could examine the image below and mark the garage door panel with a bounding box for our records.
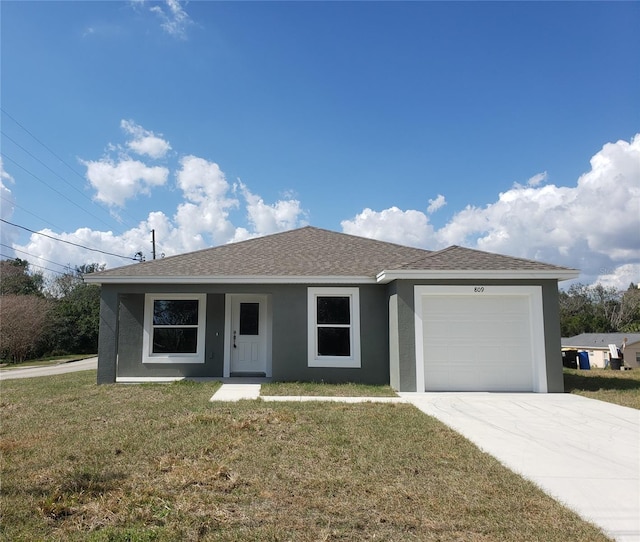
[425,368,533,392]
[419,291,535,392]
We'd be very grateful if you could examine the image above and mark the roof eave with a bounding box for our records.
[83,275,377,285]
[376,269,580,284]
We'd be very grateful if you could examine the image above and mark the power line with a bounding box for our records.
[0,243,72,271]
[1,153,119,232]
[1,195,79,234]
[1,108,84,180]
[1,108,141,228]
[2,130,129,236]
[0,253,66,276]
[1,218,138,261]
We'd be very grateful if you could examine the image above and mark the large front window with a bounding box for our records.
[143,294,206,363]
[308,287,360,368]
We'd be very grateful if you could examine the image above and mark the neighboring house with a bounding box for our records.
[84,227,578,392]
[561,334,640,369]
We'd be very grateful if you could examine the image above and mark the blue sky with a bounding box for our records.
[1,0,639,288]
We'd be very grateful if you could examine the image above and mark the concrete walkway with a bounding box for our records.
[209,383,262,401]
[210,384,640,542]
[209,383,405,403]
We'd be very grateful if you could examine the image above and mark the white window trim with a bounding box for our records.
[142,293,206,364]
[307,287,361,368]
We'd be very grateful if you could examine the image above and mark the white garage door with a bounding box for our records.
[414,286,547,392]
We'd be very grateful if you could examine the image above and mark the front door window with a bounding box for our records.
[239,302,259,335]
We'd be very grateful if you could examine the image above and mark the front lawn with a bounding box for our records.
[0,371,610,541]
[564,368,640,410]
[261,381,398,397]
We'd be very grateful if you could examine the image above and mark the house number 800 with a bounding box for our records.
[474,287,485,293]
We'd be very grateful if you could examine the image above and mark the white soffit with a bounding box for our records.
[377,269,579,283]
[84,275,377,285]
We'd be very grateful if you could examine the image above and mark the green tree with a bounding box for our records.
[559,282,640,335]
[0,259,44,296]
[559,284,596,336]
[43,264,104,354]
[619,284,640,332]
[48,283,101,353]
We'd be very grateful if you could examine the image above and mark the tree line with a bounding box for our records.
[1,258,639,363]
[0,259,103,363]
[559,283,640,336]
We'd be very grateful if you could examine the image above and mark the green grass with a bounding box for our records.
[0,371,611,541]
[564,368,640,409]
[261,381,398,397]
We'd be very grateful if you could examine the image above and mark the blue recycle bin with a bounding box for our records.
[578,351,590,370]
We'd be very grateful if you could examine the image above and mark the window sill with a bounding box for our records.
[142,356,205,364]
[308,358,361,369]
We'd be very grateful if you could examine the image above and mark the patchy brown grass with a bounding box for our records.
[564,368,640,409]
[261,381,398,397]
[0,371,611,541]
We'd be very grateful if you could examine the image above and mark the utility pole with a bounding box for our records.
[151,229,156,260]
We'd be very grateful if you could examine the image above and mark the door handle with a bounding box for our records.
[233,330,237,348]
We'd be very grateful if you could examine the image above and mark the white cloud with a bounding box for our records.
[12,227,146,274]
[1,158,18,249]
[342,134,640,289]
[526,171,547,187]
[121,119,171,159]
[427,194,446,214]
[341,206,435,248]
[148,0,192,39]
[232,181,308,241]
[82,158,169,207]
[79,120,171,207]
[596,263,640,290]
[173,155,239,248]
[11,127,638,292]
[11,166,308,272]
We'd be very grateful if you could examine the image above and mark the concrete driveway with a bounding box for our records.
[401,392,640,542]
[0,357,97,380]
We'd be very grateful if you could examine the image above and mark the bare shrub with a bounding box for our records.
[0,294,51,363]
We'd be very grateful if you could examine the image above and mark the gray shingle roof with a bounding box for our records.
[401,245,573,272]
[88,226,431,279]
[561,333,640,348]
[85,226,578,282]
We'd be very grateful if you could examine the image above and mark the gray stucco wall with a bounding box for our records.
[96,287,118,384]
[389,279,565,393]
[113,293,226,380]
[387,281,417,391]
[541,282,564,392]
[271,283,389,385]
[388,291,400,390]
[97,283,389,386]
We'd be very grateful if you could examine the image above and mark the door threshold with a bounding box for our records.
[230,371,267,378]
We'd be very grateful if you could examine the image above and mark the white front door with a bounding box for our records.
[230,295,268,376]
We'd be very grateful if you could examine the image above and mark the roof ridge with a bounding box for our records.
[414,244,576,270]
[87,226,434,278]
[307,227,433,253]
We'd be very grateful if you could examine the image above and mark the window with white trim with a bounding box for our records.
[307,287,360,368]
[142,294,206,363]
